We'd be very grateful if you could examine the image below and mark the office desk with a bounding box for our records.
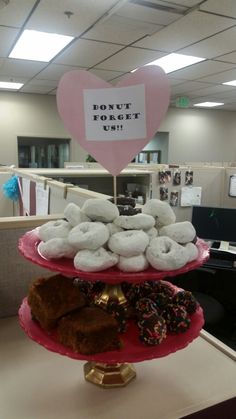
[0,316,235,419]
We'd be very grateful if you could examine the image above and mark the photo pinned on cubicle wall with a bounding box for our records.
[159,171,166,184]
[185,170,193,185]
[160,186,168,201]
[159,170,171,184]
[170,191,179,207]
[173,170,181,186]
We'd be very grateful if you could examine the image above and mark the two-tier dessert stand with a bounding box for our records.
[18,229,209,388]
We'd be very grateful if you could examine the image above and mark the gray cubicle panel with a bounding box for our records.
[0,217,59,318]
[150,166,225,222]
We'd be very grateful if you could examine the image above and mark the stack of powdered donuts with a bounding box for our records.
[38,198,198,273]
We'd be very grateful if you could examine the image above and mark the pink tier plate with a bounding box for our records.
[19,298,204,364]
[18,229,209,284]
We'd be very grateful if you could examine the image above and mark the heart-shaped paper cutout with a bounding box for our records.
[57,66,170,176]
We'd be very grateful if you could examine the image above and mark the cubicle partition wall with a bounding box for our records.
[0,215,60,318]
[1,165,236,220]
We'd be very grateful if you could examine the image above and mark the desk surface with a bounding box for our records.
[0,317,235,419]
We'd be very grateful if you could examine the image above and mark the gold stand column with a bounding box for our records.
[84,362,136,388]
[84,283,136,388]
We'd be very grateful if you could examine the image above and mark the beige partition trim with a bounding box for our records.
[0,214,62,230]
[66,186,111,207]
[11,168,51,186]
[200,330,236,362]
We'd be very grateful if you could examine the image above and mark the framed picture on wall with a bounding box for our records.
[137,150,161,164]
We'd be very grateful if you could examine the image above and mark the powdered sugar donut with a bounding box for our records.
[118,253,149,272]
[159,221,196,244]
[38,219,71,242]
[142,199,176,227]
[64,202,90,227]
[106,222,123,236]
[145,226,158,240]
[146,236,189,271]
[68,221,109,250]
[108,230,149,257]
[74,247,119,272]
[183,242,199,262]
[81,198,119,222]
[114,213,155,230]
[38,238,76,259]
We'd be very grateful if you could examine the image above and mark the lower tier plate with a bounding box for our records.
[19,298,204,364]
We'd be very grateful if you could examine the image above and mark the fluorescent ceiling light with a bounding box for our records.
[132,53,205,74]
[222,80,236,86]
[0,81,23,90]
[194,102,224,108]
[9,29,74,62]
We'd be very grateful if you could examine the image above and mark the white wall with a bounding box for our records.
[1,91,236,166]
[143,132,169,163]
[0,91,87,166]
[160,107,236,164]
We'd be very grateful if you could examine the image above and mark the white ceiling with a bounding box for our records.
[1,0,236,110]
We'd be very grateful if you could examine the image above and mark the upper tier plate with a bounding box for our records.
[18,229,209,284]
[19,298,204,364]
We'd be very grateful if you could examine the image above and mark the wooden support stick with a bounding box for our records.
[113,176,117,204]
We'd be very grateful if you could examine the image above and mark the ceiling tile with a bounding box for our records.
[115,2,181,26]
[29,78,58,88]
[205,89,236,101]
[218,103,236,110]
[0,0,36,27]
[171,81,214,96]
[133,11,235,52]
[35,64,87,81]
[0,58,47,78]
[49,89,57,95]
[187,84,233,97]
[168,77,189,86]
[168,60,236,80]
[0,74,28,84]
[216,52,236,64]
[164,0,202,5]
[109,73,130,85]
[200,0,236,19]
[0,0,236,104]
[94,47,165,71]
[0,27,19,57]
[54,39,123,67]
[198,68,236,83]
[88,68,126,81]
[179,26,236,59]
[20,83,56,94]
[83,15,162,45]
[25,0,119,37]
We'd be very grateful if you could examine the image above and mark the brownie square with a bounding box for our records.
[28,274,86,330]
[57,306,121,355]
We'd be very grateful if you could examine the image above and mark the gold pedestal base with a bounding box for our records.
[84,362,136,388]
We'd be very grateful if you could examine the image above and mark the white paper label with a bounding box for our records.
[83,84,146,141]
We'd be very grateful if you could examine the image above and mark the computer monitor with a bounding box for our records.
[191,206,236,246]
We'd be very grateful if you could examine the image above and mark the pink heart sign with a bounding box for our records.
[57,66,170,176]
